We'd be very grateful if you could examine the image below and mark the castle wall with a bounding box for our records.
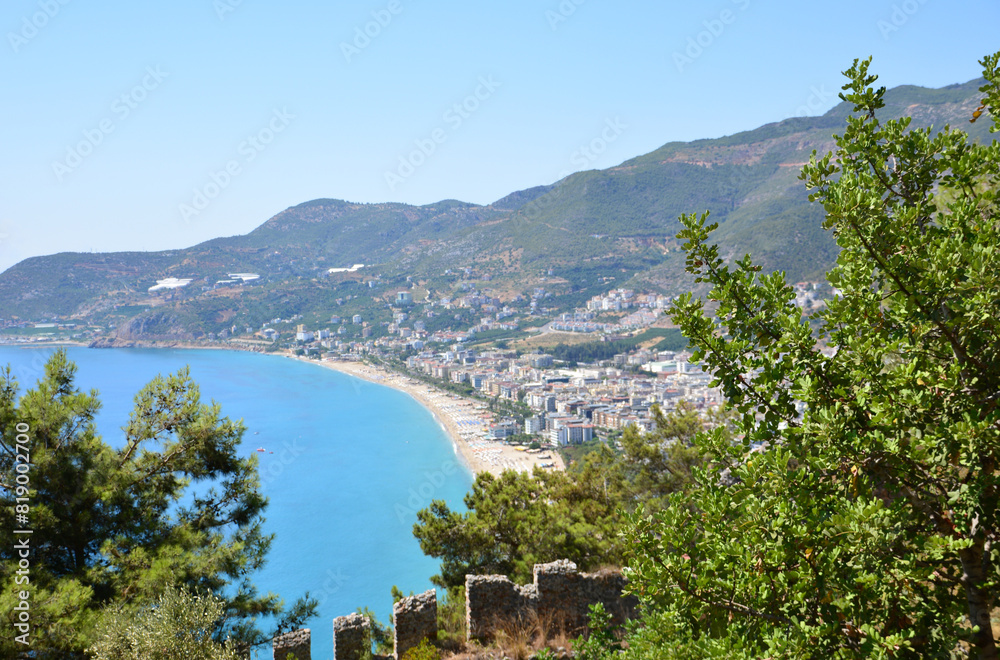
[333,612,370,660]
[273,628,311,660]
[274,560,637,657]
[393,589,437,659]
[466,560,636,642]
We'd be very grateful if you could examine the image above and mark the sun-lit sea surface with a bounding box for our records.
[0,346,473,659]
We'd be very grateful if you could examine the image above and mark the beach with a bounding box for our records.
[304,357,565,477]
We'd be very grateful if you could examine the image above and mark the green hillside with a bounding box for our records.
[0,76,991,333]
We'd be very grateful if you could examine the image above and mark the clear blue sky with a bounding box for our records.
[1,0,997,273]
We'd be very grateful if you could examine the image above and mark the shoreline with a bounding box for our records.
[5,342,566,477]
[300,357,565,477]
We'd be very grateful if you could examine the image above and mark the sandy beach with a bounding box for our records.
[298,356,565,477]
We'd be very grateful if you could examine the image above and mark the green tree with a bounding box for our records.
[616,401,708,510]
[572,603,622,660]
[0,350,316,658]
[414,469,620,587]
[624,53,1000,658]
[89,587,238,660]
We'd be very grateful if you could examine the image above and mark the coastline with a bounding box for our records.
[300,357,565,477]
[12,341,566,478]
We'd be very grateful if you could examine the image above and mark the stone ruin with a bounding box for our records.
[273,628,311,660]
[466,560,637,642]
[273,560,635,659]
[394,589,437,659]
[333,612,371,660]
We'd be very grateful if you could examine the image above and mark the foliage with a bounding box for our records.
[623,53,1000,658]
[356,606,394,657]
[0,350,316,658]
[616,402,706,510]
[400,638,440,660]
[414,469,617,587]
[558,437,610,467]
[436,586,467,648]
[549,329,686,364]
[391,584,412,604]
[89,587,238,660]
[572,603,622,660]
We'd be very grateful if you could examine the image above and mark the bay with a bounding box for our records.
[0,346,473,659]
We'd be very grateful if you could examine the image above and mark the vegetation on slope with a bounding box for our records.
[0,75,991,331]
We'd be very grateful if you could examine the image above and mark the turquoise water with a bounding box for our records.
[0,346,473,659]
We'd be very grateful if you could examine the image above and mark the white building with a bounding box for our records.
[148,277,193,292]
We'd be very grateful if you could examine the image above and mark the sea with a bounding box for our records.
[0,346,474,659]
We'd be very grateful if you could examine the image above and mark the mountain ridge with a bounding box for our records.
[0,76,991,339]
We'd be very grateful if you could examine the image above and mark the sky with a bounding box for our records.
[1,0,997,274]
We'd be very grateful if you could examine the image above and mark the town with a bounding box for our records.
[0,279,833,457]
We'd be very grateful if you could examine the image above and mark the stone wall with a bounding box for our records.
[466,560,636,642]
[393,589,437,659]
[273,628,311,660]
[465,574,538,641]
[273,559,637,657]
[333,613,370,660]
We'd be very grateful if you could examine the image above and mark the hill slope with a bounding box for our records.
[0,77,990,335]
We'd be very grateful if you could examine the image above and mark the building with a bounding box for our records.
[148,277,193,292]
[525,416,545,434]
[554,424,594,445]
[530,354,554,369]
[489,419,519,439]
[396,291,414,306]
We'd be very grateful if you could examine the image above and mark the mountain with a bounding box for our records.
[0,77,990,338]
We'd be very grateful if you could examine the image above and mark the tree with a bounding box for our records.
[414,468,621,587]
[0,350,316,658]
[624,53,1000,658]
[616,401,708,510]
[89,587,238,660]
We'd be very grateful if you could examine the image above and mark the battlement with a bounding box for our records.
[273,561,635,659]
[466,560,636,642]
